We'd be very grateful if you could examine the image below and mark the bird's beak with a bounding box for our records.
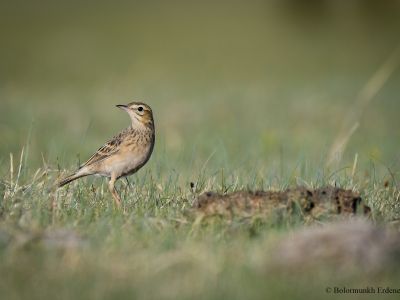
[116,104,129,111]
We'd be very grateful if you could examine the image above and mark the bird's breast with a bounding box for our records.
[118,135,154,176]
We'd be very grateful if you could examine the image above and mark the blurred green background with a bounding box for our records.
[1,0,400,180]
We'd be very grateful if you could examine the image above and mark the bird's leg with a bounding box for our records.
[108,174,121,208]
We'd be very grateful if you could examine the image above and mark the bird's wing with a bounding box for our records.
[80,135,123,168]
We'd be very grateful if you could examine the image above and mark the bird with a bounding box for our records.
[57,101,155,207]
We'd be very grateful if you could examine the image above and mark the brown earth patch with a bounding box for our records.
[192,186,371,220]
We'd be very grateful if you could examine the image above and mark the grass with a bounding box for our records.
[1,1,400,299]
[1,144,399,300]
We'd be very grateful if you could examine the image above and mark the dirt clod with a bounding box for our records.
[193,186,370,220]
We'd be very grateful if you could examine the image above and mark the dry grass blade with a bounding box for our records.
[13,147,24,194]
[351,153,358,181]
[9,152,13,187]
[327,44,400,167]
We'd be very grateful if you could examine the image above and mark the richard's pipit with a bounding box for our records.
[58,102,155,207]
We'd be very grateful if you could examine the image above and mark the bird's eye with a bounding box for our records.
[138,106,143,112]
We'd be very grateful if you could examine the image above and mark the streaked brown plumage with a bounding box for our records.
[58,101,155,207]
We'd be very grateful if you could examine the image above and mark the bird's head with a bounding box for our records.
[116,101,154,129]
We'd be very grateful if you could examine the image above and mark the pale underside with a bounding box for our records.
[75,128,154,180]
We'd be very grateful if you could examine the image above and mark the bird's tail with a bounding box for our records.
[57,171,88,188]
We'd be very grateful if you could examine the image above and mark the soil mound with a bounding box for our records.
[193,186,371,219]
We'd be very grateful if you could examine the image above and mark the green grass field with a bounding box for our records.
[1,1,400,299]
